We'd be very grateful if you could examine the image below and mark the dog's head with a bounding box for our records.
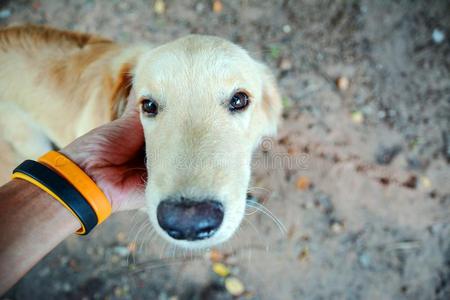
[126,35,281,248]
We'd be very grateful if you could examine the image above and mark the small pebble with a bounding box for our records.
[375,144,402,165]
[377,110,386,119]
[358,252,371,268]
[225,277,245,296]
[407,156,425,170]
[336,76,350,91]
[60,256,69,265]
[62,282,72,292]
[116,232,126,242]
[111,255,120,263]
[195,2,205,12]
[331,221,344,233]
[279,57,293,71]
[282,24,292,33]
[420,176,432,189]
[114,287,124,297]
[304,200,315,209]
[432,29,445,44]
[315,193,334,214]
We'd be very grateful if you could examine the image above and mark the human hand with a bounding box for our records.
[61,96,146,212]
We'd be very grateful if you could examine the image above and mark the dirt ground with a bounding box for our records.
[1,0,449,299]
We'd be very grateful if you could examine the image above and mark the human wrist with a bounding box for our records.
[2,180,79,234]
[37,151,113,226]
[0,180,78,293]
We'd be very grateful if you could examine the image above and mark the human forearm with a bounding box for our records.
[0,179,78,294]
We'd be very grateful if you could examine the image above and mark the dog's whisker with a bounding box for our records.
[242,217,267,246]
[129,253,203,275]
[140,227,157,255]
[245,206,260,215]
[133,222,151,256]
[171,244,177,258]
[246,201,287,235]
[247,203,286,236]
[247,186,272,194]
[129,221,146,250]
[126,210,144,238]
[159,240,170,260]
[128,225,153,266]
[137,230,154,259]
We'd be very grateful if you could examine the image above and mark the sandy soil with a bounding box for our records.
[1,0,449,299]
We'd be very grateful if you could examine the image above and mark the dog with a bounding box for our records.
[0,25,281,248]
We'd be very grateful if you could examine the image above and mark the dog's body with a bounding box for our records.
[0,25,148,181]
[0,25,281,248]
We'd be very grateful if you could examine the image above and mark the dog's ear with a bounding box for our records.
[259,63,282,136]
[110,63,134,119]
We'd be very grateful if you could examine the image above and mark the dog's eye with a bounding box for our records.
[229,92,249,112]
[141,98,159,117]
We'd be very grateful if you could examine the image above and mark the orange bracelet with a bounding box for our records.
[38,151,112,224]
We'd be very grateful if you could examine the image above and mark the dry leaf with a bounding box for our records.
[298,247,309,262]
[351,111,364,124]
[154,0,165,15]
[403,175,417,189]
[287,224,296,240]
[296,176,311,191]
[212,0,223,13]
[225,277,245,296]
[287,146,297,156]
[213,262,230,277]
[209,249,224,262]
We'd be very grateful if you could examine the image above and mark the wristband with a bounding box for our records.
[12,160,98,235]
[38,151,112,224]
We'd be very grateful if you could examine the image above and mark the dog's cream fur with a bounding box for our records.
[0,25,281,248]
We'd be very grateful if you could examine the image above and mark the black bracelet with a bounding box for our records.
[12,160,98,235]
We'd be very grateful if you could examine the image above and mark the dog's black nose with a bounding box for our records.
[157,199,224,241]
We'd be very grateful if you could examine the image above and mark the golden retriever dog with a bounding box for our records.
[0,25,281,248]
